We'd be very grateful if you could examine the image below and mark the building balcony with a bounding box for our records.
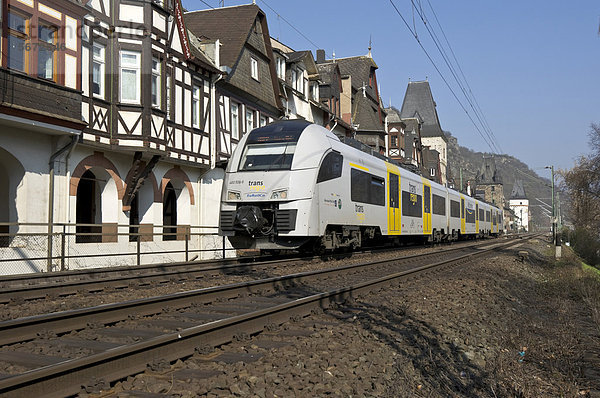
[0,68,85,132]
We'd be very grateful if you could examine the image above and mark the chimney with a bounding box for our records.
[316,49,326,64]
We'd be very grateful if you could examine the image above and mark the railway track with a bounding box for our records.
[0,238,507,304]
[0,235,532,397]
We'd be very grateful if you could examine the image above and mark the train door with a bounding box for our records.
[388,172,400,234]
[460,196,465,234]
[475,203,479,233]
[423,182,431,234]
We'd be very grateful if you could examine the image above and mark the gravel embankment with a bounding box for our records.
[80,238,600,397]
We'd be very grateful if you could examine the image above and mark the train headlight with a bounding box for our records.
[227,190,241,201]
[270,189,288,200]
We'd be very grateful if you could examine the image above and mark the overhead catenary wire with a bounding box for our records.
[258,0,325,57]
[406,0,502,155]
[410,0,500,154]
[423,0,504,154]
[388,0,497,154]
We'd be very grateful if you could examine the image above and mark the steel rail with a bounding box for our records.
[0,235,533,397]
[0,237,511,303]
[0,239,512,347]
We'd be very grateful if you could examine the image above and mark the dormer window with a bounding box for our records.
[310,81,319,101]
[276,56,285,80]
[251,57,259,81]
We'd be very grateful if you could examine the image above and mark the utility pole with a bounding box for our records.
[545,166,555,243]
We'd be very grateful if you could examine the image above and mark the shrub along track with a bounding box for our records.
[0,236,532,397]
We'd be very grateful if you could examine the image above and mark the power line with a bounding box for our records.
[424,0,503,154]
[257,0,324,56]
[197,0,215,9]
[408,0,501,154]
[388,0,497,153]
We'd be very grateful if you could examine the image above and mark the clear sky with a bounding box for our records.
[183,0,600,176]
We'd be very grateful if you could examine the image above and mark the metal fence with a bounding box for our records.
[0,222,235,275]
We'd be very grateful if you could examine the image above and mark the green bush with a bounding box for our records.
[568,227,600,268]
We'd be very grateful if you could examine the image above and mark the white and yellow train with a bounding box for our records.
[219,120,502,252]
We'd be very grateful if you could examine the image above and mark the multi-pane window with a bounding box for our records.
[390,135,398,147]
[231,102,239,139]
[92,43,105,98]
[120,51,141,103]
[38,24,57,80]
[192,85,200,128]
[151,58,161,108]
[250,58,259,80]
[246,109,254,133]
[259,115,267,127]
[7,11,29,72]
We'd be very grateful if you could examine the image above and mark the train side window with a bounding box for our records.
[432,194,445,215]
[486,210,491,222]
[450,200,460,218]
[316,151,343,183]
[479,208,485,221]
[370,176,385,206]
[423,185,431,214]
[465,207,476,223]
[401,190,422,217]
[351,168,385,206]
[389,173,399,209]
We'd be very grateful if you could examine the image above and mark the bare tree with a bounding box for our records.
[560,124,600,265]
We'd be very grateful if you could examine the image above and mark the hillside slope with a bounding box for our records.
[445,132,553,230]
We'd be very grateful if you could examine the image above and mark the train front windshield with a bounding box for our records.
[239,142,297,171]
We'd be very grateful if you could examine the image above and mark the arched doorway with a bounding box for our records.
[0,147,25,247]
[76,169,101,243]
[163,182,177,241]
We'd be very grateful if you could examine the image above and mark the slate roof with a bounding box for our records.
[385,106,402,123]
[316,63,338,86]
[510,180,527,200]
[353,94,385,133]
[186,30,220,72]
[287,51,318,76]
[477,156,502,184]
[400,81,445,139]
[332,56,379,103]
[184,5,262,69]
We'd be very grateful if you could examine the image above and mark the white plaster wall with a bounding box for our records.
[198,167,233,258]
[509,199,530,231]
[0,136,230,273]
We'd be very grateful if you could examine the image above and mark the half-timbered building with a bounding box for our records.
[0,0,88,272]
[184,4,282,163]
[68,0,224,267]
